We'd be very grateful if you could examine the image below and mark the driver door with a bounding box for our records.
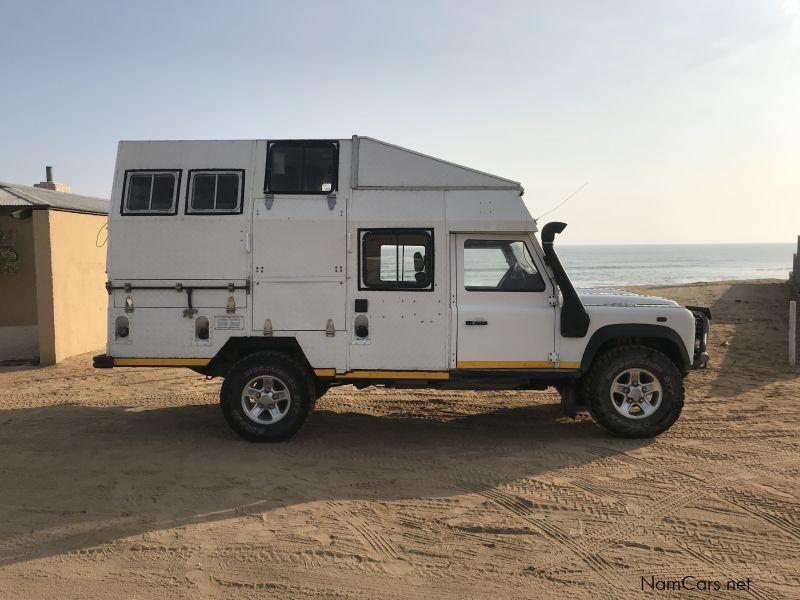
[454,234,556,368]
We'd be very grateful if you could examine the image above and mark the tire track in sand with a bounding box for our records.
[325,501,401,561]
[458,481,625,598]
[717,488,800,542]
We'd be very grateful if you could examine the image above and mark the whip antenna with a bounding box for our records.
[535,182,588,221]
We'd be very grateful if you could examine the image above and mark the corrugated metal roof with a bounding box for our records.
[0,181,108,215]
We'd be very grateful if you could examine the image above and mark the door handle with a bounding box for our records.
[465,320,488,326]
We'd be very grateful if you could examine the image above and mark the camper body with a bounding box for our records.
[95,137,710,441]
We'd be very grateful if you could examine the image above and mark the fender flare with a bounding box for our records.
[579,324,691,373]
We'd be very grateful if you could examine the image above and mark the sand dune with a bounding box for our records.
[0,279,797,599]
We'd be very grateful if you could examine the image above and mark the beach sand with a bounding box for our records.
[0,279,797,599]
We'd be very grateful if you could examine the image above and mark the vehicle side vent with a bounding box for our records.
[195,316,210,341]
[115,315,130,339]
[354,315,369,341]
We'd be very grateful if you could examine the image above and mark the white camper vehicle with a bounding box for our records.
[95,137,710,442]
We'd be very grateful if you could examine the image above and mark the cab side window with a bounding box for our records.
[464,240,545,291]
[266,141,338,194]
[360,229,433,291]
[122,170,180,215]
[186,170,244,214]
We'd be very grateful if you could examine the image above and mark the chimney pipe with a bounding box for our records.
[46,166,53,182]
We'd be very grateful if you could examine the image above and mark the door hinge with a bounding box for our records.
[548,352,560,364]
[547,295,558,306]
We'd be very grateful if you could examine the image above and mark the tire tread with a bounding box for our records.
[586,344,684,438]
[220,351,316,442]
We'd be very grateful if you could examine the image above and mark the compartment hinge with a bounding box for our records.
[182,288,198,318]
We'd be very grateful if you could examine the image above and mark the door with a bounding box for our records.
[250,140,348,370]
[455,234,556,369]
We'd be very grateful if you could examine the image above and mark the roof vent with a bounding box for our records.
[33,165,71,193]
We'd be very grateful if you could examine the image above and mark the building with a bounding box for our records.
[0,170,109,364]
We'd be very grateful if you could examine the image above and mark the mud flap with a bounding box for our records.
[560,383,577,418]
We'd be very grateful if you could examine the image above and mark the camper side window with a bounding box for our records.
[360,229,433,291]
[266,141,338,194]
[186,170,244,214]
[122,171,180,215]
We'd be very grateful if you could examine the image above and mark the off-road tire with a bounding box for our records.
[586,345,684,438]
[220,351,315,442]
[315,382,332,399]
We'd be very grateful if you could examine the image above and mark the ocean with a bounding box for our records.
[379,242,794,288]
[558,243,795,287]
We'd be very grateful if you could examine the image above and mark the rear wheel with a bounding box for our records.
[315,382,332,399]
[220,352,315,442]
[586,345,684,438]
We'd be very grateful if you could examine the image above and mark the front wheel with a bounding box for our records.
[586,345,684,438]
[220,352,315,442]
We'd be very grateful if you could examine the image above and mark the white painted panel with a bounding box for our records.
[252,196,345,279]
[356,138,519,189]
[445,190,536,233]
[295,331,347,370]
[252,282,346,332]
[347,293,449,370]
[109,218,250,280]
[350,189,445,225]
[108,308,240,358]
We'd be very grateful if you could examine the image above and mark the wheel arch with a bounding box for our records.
[580,324,690,375]
[198,336,311,378]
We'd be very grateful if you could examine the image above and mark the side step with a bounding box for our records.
[93,354,114,369]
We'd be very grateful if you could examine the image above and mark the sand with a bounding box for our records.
[0,279,798,599]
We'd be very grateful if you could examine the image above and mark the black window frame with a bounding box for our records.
[120,169,182,216]
[463,239,546,292]
[184,169,246,215]
[265,140,339,195]
[358,228,435,292]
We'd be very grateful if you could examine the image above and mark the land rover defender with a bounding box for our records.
[94,137,710,441]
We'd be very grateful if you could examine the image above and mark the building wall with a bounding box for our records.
[33,210,108,364]
[0,216,38,326]
[0,215,39,360]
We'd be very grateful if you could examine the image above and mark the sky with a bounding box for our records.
[1,0,798,245]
